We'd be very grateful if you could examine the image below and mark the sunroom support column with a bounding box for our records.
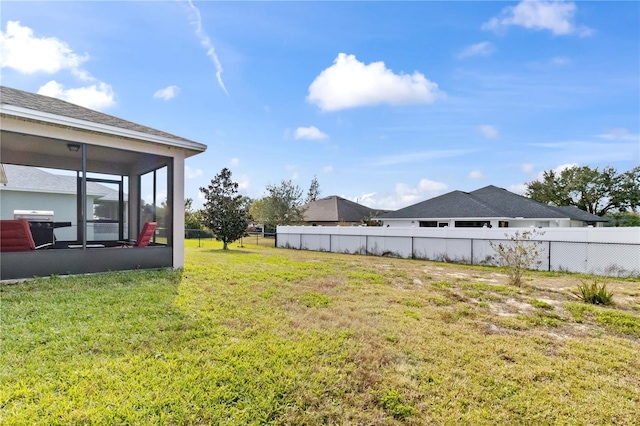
[128,175,141,241]
[81,143,87,248]
[171,155,185,269]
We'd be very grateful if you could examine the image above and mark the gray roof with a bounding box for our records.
[550,205,610,223]
[377,185,607,222]
[302,196,388,223]
[0,86,196,144]
[0,164,122,201]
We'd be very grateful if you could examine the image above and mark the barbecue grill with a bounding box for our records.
[13,210,71,246]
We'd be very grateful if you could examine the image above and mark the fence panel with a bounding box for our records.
[301,233,331,251]
[367,236,412,257]
[550,241,588,273]
[331,234,367,254]
[413,237,447,260]
[551,242,640,277]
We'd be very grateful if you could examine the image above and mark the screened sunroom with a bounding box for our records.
[0,86,206,280]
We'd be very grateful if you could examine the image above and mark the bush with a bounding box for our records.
[576,280,614,305]
[490,229,545,286]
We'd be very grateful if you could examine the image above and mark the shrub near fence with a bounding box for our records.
[276,226,640,278]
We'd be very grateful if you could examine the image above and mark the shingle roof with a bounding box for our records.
[0,164,122,200]
[376,185,607,222]
[0,86,196,144]
[550,206,610,223]
[302,196,388,223]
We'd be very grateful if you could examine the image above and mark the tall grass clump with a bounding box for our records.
[576,279,614,305]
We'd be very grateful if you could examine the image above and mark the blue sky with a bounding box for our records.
[2,1,638,210]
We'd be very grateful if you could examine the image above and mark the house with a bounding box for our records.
[0,86,206,279]
[301,195,389,226]
[375,185,608,228]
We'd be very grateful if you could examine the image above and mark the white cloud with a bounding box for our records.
[307,53,444,111]
[1,21,117,110]
[37,80,115,111]
[185,165,203,179]
[521,163,535,173]
[291,172,299,180]
[457,41,495,59]
[229,158,240,167]
[322,165,334,173]
[144,190,168,206]
[153,85,180,101]
[479,124,498,139]
[597,128,639,141]
[468,170,487,179]
[534,162,578,180]
[353,178,448,210]
[236,174,250,191]
[509,183,528,195]
[0,21,90,78]
[179,0,228,94]
[482,1,593,37]
[294,126,329,140]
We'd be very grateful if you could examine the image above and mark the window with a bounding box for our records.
[454,221,490,228]
[498,221,509,228]
[419,221,437,227]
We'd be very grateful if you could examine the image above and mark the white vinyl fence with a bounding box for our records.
[276,226,640,277]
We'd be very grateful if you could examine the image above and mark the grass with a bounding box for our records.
[1,239,639,425]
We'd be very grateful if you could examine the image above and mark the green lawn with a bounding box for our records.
[1,240,639,425]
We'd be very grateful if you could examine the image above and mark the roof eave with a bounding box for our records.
[1,104,207,154]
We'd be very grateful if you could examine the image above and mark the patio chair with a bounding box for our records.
[118,222,157,248]
[0,219,53,252]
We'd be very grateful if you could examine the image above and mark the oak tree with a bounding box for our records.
[525,165,640,217]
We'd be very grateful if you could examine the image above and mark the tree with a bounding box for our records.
[199,168,249,250]
[250,180,306,227]
[305,175,321,203]
[606,211,640,227]
[184,198,203,231]
[525,165,640,217]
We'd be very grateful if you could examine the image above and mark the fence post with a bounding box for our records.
[198,230,201,248]
[470,239,474,265]
[548,240,551,271]
[411,236,414,259]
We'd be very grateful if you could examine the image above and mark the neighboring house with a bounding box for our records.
[0,164,126,241]
[0,85,206,280]
[376,185,608,228]
[302,195,389,226]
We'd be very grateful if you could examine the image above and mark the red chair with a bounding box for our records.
[119,222,157,247]
[0,220,52,252]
